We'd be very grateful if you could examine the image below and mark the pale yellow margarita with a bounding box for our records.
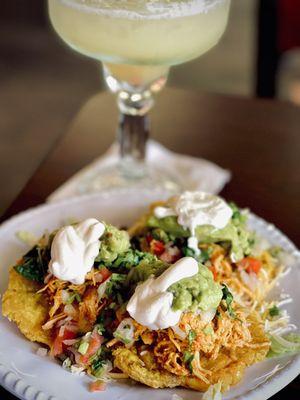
[49,0,231,85]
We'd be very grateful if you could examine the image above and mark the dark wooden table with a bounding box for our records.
[1,88,299,399]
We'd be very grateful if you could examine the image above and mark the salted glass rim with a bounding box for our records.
[55,0,228,19]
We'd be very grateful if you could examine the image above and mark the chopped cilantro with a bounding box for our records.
[269,305,280,317]
[96,314,105,325]
[14,244,50,283]
[91,357,106,377]
[221,285,235,318]
[248,236,256,248]
[182,246,196,258]
[105,273,127,296]
[108,302,117,309]
[182,244,211,263]
[90,347,112,377]
[116,292,124,305]
[95,313,114,335]
[111,249,156,270]
[198,248,211,263]
[91,356,105,370]
[95,322,105,335]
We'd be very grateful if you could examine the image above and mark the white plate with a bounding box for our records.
[0,190,299,400]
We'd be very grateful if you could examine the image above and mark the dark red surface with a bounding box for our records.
[278,0,300,52]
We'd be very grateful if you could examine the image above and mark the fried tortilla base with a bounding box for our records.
[2,268,51,346]
[113,327,269,393]
[113,347,183,388]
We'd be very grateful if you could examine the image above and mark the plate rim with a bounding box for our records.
[0,192,299,400]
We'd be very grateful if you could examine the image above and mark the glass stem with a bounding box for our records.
[118,112,149,179]
[103,63,168,180]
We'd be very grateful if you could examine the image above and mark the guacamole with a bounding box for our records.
[195,223,252,262]
[148,215,189,237]
[96,224,130,264]
[128,258,222,313]
[127,258,168,284]
[169,265,223,312]
[147,204,253,262]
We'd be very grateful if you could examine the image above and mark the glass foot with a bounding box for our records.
[77,164,182,196]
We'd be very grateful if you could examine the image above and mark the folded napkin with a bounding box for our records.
[48,140,231,203]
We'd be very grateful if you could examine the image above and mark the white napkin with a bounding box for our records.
[48,140,231,203]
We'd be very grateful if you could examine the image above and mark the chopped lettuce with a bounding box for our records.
[268,333,300,358]
[188,330,196,345]
[183,351,194,372]
[202,382,222,400]
[113,318,135,346]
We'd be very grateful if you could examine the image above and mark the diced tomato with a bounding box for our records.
[80,331,104,364]
[237,257,262,274]
[159,247,181,263]
[89,381,106,392]
[97,266,111,282]
[209,265,218,281]
[146,233,153,245]
[52,328,77,356]
[150,239,165,256]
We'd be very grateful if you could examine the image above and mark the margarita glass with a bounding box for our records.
[48,0,231,193]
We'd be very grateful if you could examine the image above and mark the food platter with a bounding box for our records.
[0,189,299,400]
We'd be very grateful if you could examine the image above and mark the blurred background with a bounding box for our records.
[1,0,300,215]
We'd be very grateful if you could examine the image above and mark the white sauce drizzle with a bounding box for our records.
[49,218,105,284]
[126,257,198,330]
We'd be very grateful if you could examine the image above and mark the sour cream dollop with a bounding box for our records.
[154,191,233,254]
[126,257,198,330]
[49,218,105,284]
